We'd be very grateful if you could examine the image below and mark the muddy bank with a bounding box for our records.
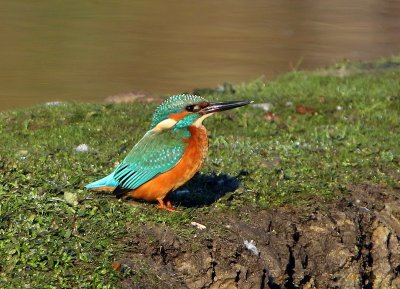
[114,184,400,289]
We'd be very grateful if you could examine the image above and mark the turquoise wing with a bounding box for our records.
[113,129,189,190]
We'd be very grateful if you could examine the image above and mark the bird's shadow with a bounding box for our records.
[168,172,241,208]
[91,172,244,209]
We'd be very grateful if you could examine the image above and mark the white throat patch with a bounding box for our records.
[193,113,214,128]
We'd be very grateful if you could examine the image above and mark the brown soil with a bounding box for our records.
[115,184,400,289]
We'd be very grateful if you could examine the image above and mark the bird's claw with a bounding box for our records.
[156,198,176,212]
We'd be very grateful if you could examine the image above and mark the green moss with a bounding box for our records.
[1,56,399,287]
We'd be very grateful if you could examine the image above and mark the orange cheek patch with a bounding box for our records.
[169,111,190,122]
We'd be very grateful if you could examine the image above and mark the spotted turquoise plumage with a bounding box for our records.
[150,94,207,128]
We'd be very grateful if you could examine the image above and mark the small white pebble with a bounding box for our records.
[46,101,62,106]
[251,103,273,112]
[336,105,343,111]
[17,150,28,160]
[191,222,206,230]
[75,144,90,152]
[244,240,259,256]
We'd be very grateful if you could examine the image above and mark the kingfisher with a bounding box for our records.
[85,94,251,211]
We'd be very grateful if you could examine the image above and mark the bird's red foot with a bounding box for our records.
[156,198,176,212]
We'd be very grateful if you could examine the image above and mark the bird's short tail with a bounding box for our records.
[85,173,118,191]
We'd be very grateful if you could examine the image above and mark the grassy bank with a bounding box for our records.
[1,56,399,288]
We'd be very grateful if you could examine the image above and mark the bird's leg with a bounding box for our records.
[165,196,176,210]
[156,197,176,212]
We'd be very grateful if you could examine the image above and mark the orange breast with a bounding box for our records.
[127,125,208,201]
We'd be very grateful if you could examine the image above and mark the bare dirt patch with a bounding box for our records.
[115,184,400,289]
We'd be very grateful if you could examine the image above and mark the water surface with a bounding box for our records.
[1,0,399,110]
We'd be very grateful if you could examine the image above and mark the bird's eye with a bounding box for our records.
[186,105,195,112]
[186,104,200,112]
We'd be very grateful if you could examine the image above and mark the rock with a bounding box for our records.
[105,92,156,104]
[75,144,91,152]
[191,222,207,230]
[243,240,259,256]
[251,103,273,112]
[46,101,63,106]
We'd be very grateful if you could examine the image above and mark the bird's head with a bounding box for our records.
[150,94,251,132]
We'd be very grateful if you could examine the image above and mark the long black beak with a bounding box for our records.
[200,100,253,115]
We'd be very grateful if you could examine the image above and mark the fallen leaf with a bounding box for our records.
[296,104,317,114]
[111,259,136,275]
[112,261,122,271]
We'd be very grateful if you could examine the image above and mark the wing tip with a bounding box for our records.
[113,185,131,199]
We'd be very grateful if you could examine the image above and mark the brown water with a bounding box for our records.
[1,0,399,111]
